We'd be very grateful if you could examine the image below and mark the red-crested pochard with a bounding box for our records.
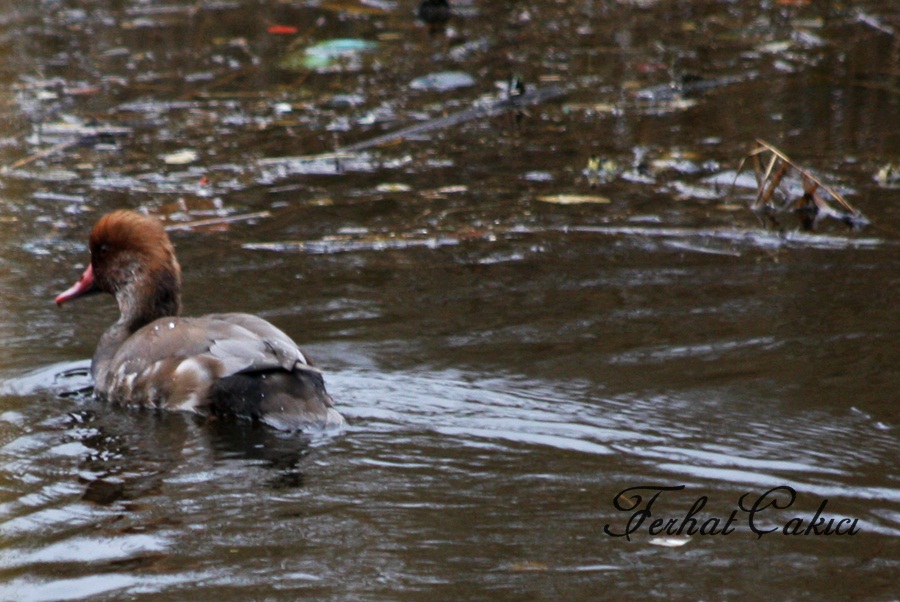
[55,210,344,431]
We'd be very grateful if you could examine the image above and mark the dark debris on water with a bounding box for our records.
[735,139,870,233]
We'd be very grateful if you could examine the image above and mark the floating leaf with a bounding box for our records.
[436,185,468,194]
[563,102,618,114]
[758,41,792,54]
[584,156,620,186]
[321,2,390,15]
[409,71,476,92]
[162,149,198,165]
[875,163,898,186]
[267,25,298,35]
[537,194,611,204]
[279,38,377,72]
[376,183,412,192]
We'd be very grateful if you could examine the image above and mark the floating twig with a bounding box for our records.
[4,124,132,171]
[164,211,272,231]
[338,84,565,153]
[5,139,81,170]
[256,83,565,167]
[854,9,896,36]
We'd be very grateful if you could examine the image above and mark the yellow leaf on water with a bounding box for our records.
[537,194,611,205]
[321,2,389,15]
[162,149,198,165]
[436,185,468,194]
[376,183,412,193]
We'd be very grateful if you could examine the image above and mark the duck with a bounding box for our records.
[55,210,345,431]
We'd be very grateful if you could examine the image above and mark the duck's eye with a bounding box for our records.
[98,244,109,256]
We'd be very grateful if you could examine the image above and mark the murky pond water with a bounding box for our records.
[1,0,899,600]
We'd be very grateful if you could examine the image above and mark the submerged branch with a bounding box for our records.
[338,84,565,153]
[257,84,565,167]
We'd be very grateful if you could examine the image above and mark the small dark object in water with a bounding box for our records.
[418,0,452,34]
[792,191,819,231]
[508,75,527,128]
[82,478,126,505]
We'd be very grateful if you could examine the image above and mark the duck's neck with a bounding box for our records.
[119,266,182,333]
[92,268,182,384]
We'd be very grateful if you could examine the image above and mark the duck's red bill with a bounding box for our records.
[56,264,98,306]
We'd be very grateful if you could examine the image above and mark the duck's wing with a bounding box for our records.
[200,314,343,430]
[203,313,313,367]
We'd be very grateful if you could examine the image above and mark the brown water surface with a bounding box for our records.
[1,1,898,600]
